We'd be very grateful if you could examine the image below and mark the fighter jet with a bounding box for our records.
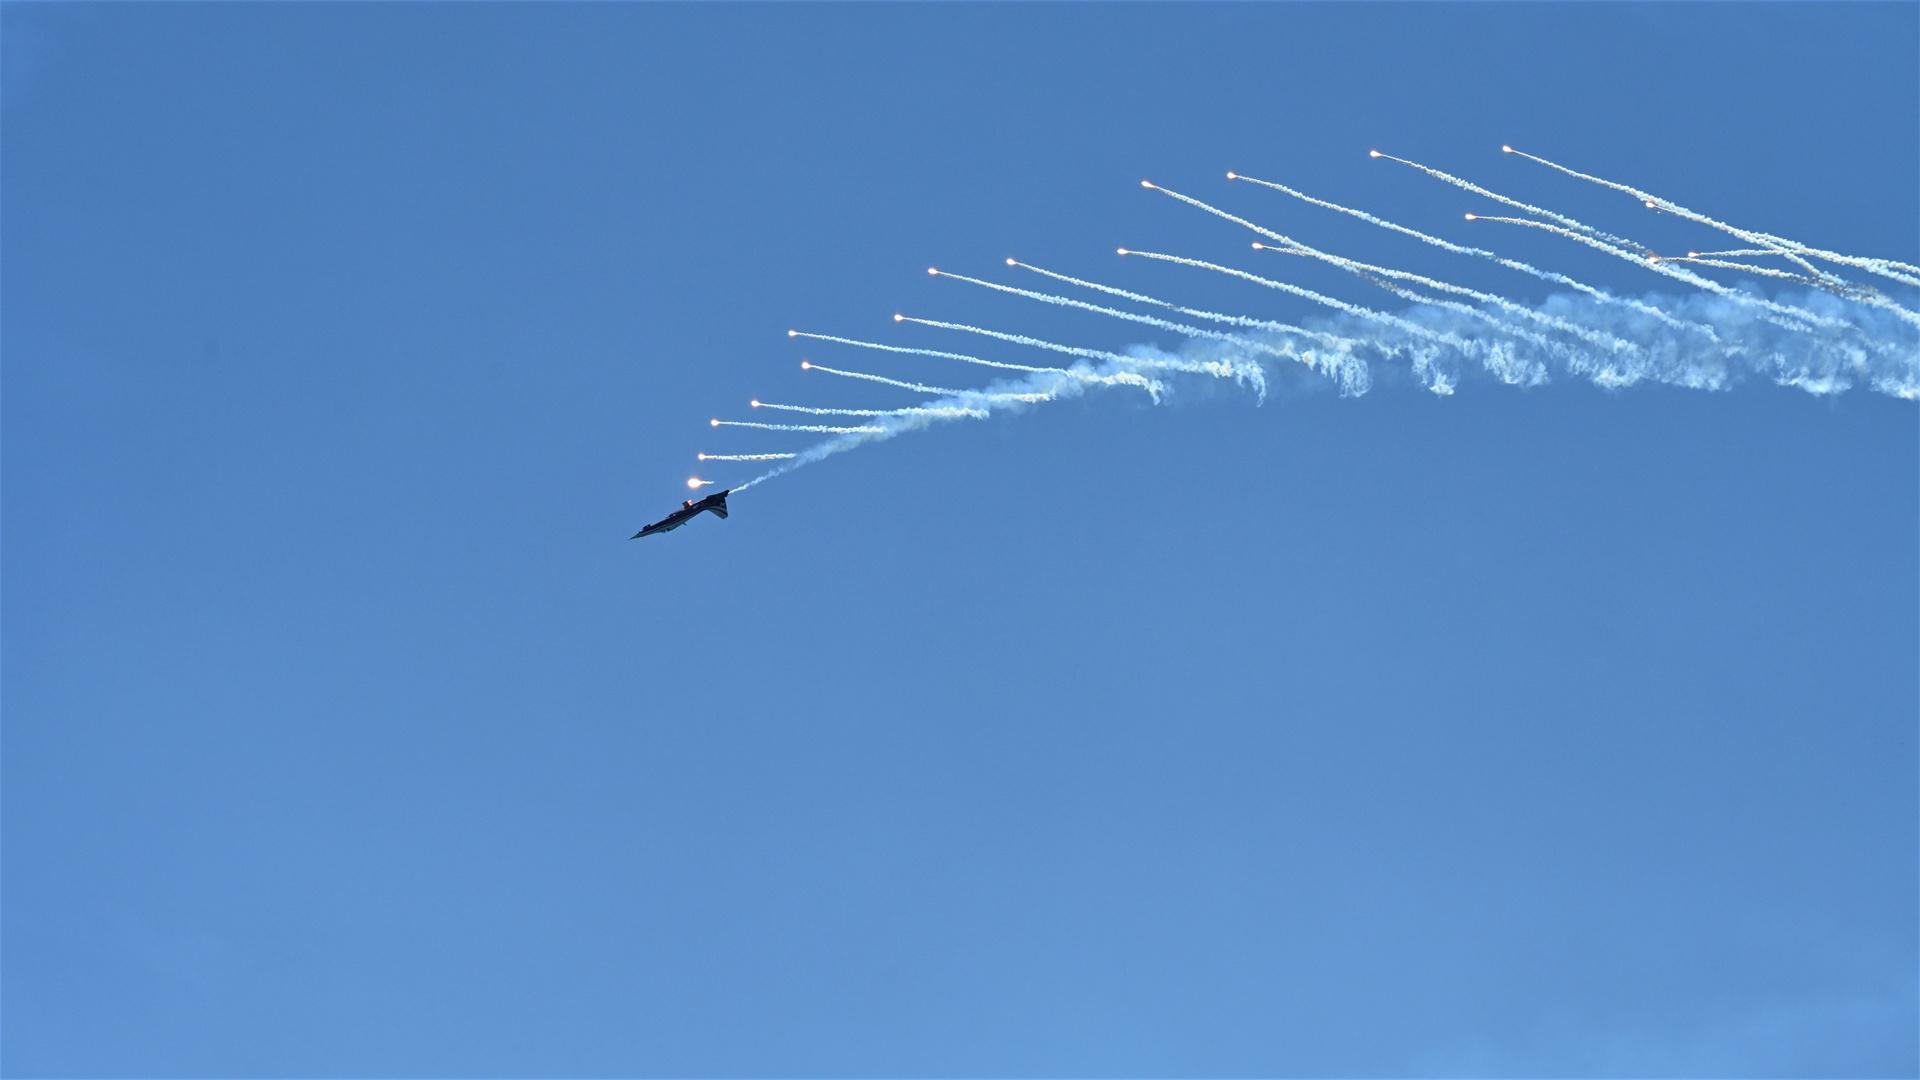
[631,489,730,539]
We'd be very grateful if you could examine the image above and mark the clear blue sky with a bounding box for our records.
[4,4,1915,1076]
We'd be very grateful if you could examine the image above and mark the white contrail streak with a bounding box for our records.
[1227,171,1718,341]
[1144,181,1566,354]
[750,400,987,418]
[797,361,962,396]
[1007,258,1370,390]
[727,345,1193,493]
[1656,254,1856,288]
[897,312,1266,394]
[689,152,1915,501]
[1499,145,1919,326]
[1466,215,1843,332]
[1375,152,1885,332]
[1505,145,1920,287]
[792,327,1160,394]
[1252,240,1624,357]
[1009,259,1355,347]
[929,266,1306,361]
[790,330,1061,375]
[713,419,884,434]
[1120,248,1468,350]
[1372,152,1654,255]
[1147,178,1629,355]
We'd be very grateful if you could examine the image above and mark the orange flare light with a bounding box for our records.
[801,361,812,369]
[1369,150,1381,158]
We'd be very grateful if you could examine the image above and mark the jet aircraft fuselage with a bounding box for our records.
[632,489,730,538]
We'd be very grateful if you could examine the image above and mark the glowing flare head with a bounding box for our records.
[1502,145,1512,153]
[801,361,811,369]
[1645,201,1658,209]
[787,330,797,337]
[893,314,903,322]
[1464,213,1477,220]
[750,400,760,407]
[687,477,709,489]
[1226,171,1237,179]
[1251,242,1265,249]
[1140,180,1154,188]
[1369,150,1381,158]
[1005,257,1016,266]
[709,418,719,426]
[1116,247,1129,255]
[927,267,937,275]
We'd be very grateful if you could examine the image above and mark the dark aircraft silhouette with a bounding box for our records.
[631,489,730,538]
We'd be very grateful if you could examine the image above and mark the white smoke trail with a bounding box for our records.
[1374,152,1880,333]
[1010,258,1342,342]
[896,313,1267,397]
[1120,249,1472,351]
[790,328,1159,394]
[929,266,1307,366]
[1135,184,1489,355]
[1227,171,1718,341]
[1008,259,1372,393]
[1651,254,1905,312]
[1149,180,1635,360]
[1251,240,1623,359]
[751,400,988,419]
[1489,149,1920,326]
[728,356,1173,493]
[1505,145,1920,288]
[790,330,1062,375]
[713,419,885,434]
[687,153,1915,502]
[1466,214,1842,333]
[1373,152,1655,256]
[797,361,963,396]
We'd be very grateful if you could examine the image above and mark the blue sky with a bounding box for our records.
[3,3,1915,1076]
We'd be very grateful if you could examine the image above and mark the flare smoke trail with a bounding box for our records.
[1504,145,1920,288]
[666,148,1914,497]
[930,267,1308,367]
[1010,258,1353,348]
[751,400,988,419]
[897,313,1264,396]
[797,361,961,396]
[713,419,885,435]
[1226,170,1717,340]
